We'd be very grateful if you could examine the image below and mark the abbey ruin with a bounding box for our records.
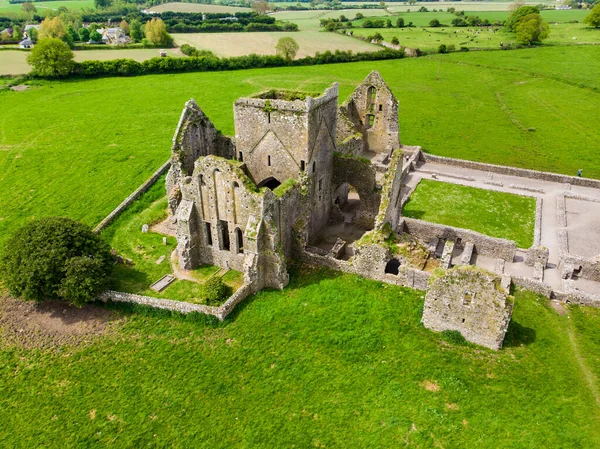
[103,70,600,350]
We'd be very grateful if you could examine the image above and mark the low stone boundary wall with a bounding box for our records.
[99,282,253,321]
[512,276,552,298]
[400,217,516,262]
[534,197,542,246]
[422,154,600,189]
[555,283,600,307]
[94,159,171,233]
[561,254,600,282]
[300,249,431,290]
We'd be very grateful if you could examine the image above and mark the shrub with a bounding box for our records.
[202,276,230,305]
[396,17,404,28]
[438,43,448,53]
[391,36,399,45]
[584,3,600,28]
[429,18,441,27]
[0,217,113,306]
[27,38,74,77]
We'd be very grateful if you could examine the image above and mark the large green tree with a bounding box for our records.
[144,18,173,46]
[275,36,299,60]
[0,217,113,306]
[584,3,600,28]
[26,38,75,77]
[130,19,143,42]
[515,13,549,45]
[506,5,540,30]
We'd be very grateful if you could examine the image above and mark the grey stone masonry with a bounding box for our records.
[422,266,514,350]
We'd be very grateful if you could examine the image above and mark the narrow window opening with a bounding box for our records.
[300,160,305,171]
[463,290,474,306]
[219,220,230,251]
[238,151,243,162]
[205,222,213,246]
[268,155,271,166]
[312,161,316,173]
[267,112,271,123]
[199,174,204,186]
[378,104,382,112]
[236,228,244,254]
[318,179,322,191]
[456,238,462,246]
[367,115,375,127]
[461,318,466,323]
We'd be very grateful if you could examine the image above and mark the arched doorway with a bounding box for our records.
[258,177,282,190]
[333,183,361,216]
[385,259,401,275]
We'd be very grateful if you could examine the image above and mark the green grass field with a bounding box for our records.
[0,0,93,14]
[351,22,600,52]
[149,2,251,13]
[1,266,599,447]
[1,46,599,248]
[0,48,185,76]
[402,180,536,247]
[173,30,379,58]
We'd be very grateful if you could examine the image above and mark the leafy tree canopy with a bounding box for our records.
[584,3,600,28]
[26,38,75,77]
[506,5,540,30]
[275,36,299,60]
[515,13,549,45]
[0,217,113,306]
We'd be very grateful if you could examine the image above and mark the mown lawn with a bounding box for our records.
[0,46,599,248]
[0,267,599,448]
[403,179,536,248]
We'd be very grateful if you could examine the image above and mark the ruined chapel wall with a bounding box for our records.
[400,218,517,262]
[375,149,404,231]
[177,156,264,272]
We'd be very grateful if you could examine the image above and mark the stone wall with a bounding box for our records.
[400,217,517,262]
[561,254,600,282]
[423,153,600,189]
[300,247,431,290]
[337,70,400,154]
[422,266,513,350]
[94,159,171,233]
[331,152,380,229]
[375,148,404,231]
[99,283,254,321]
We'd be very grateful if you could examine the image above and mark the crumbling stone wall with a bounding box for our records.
[422,266,514,350]
[337,70,400,154]
[400,217,517,262]
[331,152,380,229]
[375,149,405,231]
[166,99,234,215]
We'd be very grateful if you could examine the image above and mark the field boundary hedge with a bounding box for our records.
[60,48,405,79]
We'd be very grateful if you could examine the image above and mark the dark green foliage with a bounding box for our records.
[130,19,143,42]
[429,18,441,27]
[59,256,110,307]
[506,5,540,30]
[391,36,399,45]
[202,276,230,305]
[396,17,405,27]
[584,3,600,28]
[0,217,112,306]
[78,27,89,42]
[438,43,448,53]
[179,44,215,58]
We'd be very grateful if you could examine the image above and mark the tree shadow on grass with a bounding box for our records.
[503,320,536,347]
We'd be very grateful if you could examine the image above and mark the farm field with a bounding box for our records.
[149,2,251,13]
[351,22,600,52]
[0,46,599,248]
[272,8,391,31]
[0,48,184,76]
[402,180,536,248]
[0,0,93,13]
[172,31,379,58]
[1,266,600,447]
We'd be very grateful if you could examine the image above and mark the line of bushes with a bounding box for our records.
[67,48,405,78]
